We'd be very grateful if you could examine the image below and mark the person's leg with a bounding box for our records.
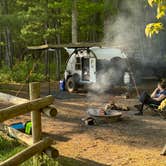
[135,92,150,115]
[139,103,144,114]
[140,91,150,103]
[145,97,161,106]
[135,92,161,115]
[135,103,144,115]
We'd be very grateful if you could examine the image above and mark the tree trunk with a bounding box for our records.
[54,7,62,80]
[3,0,13,69]
[72,0,78,43]
[6,27,13,68]
[0,33,2,67]
[4,28,11,68]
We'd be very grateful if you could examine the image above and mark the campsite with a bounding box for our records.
[0,0,166,166]
[0,81,166,166]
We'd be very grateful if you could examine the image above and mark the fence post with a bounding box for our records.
[29,82,41,165]
[161,144,166,155]
[29,82,41,143]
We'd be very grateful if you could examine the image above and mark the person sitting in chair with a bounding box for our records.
[135,79,166,115]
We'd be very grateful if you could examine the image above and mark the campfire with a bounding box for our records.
[83,102,130,125]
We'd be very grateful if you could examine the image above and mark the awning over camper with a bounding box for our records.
[27,43,127,60]
[64,47,127,60]
[27,43,102,50]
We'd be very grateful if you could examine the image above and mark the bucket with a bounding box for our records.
[59,80,65,91]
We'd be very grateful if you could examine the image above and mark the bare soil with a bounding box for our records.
[1,83,166,166]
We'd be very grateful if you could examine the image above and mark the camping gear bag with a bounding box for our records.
[24,121,32,135]
[10,122,25,132]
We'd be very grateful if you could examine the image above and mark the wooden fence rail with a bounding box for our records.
[0,95,53,122]
[0,92,28,104]
[0,82,59,165]
[0,92,57,118]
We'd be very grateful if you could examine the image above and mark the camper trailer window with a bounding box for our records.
[76,64,81,70]
[76,57,81,63]
[75,57,81,70]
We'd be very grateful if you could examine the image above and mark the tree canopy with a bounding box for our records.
[0,0,166,83]
[0,0,105,68]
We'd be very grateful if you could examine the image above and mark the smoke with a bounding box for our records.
[87,0,142,98]
[86,66,126,112]
[104,0,144,50]
[86,0,166,103]
[104,0,166,60]
[90,69,117,93]
[89,67,124,93]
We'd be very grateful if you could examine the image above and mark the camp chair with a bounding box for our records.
[158,110,166,119]
[145,102,166,119]
[157,98,166,119]
[144,103,159,114]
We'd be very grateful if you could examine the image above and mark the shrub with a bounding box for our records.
[0,65,12,83]
[0,60,46,83]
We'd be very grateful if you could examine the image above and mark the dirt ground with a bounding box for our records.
[1,83,166,166]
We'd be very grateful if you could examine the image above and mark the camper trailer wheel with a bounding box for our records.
[66,77,78,93]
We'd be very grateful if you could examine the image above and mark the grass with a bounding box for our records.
[21,155,60,166]
[0,132,25,162]
[0,132,60,166]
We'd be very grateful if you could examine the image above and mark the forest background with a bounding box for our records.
[0,0,166,83]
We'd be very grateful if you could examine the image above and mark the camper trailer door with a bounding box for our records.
[89,58,96,83]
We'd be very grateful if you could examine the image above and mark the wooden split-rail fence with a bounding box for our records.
[0,82,59,166]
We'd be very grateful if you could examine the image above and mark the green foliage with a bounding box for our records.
[0,41,5,46]
[20,22,45,45]
[0,64,12,82]
[0,133,25,161]
[0,133,60,166]
[0,60,45,83]
[0,0,104,45]
[0,0,109,83]
[104,0,119,16]
[16,1,69,44]
[146,0,166,37]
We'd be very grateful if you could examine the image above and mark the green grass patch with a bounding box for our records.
[0,132,25,162]
[0,133,60,166]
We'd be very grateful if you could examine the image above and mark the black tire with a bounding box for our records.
[66,77,77,93]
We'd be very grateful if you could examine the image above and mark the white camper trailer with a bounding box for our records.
[64,47,130,92]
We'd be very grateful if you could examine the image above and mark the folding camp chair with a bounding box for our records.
[145,103,166,119]
[145,103,158,112]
